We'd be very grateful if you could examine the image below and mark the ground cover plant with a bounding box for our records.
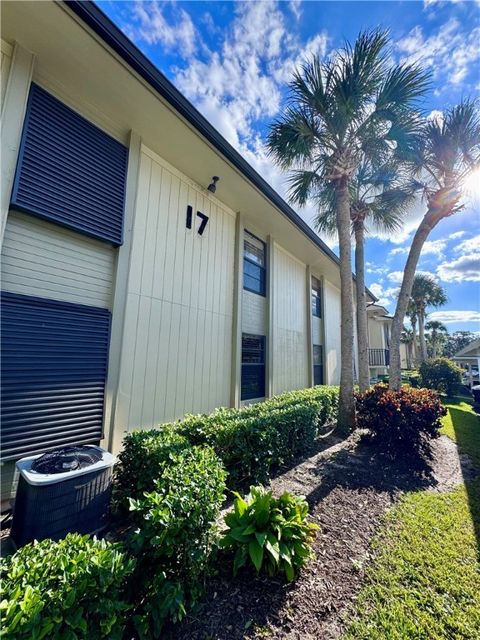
[126,445,226,639]
[220,486,318,582]
[0,533,134,640]
[356,383,446,460]
[441,396,480,466]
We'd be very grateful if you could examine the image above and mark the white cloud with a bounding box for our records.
[289,0,302,21]
[126,1,198,58]
[366,262,389,275]
[427,109,444,125]
[369,282,399,309]
[387,271,405,284]
[389,246,409,257]
[449,231,466,240]
[429,310,480,325]
[421,239,447,257]
[455,234,480,254]
[437,254,480,282]
[397,18,480,89]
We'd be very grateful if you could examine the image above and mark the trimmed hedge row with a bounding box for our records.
[114,385,339,499]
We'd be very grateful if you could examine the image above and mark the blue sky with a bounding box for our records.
[98,0,480,332]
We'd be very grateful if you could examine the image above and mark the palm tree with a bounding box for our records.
[410,274,448,362]
[406,299,419,365]
[389,101,480,389]
[425,319,448,359]
[267,29,429,430]
[314,160,416,392]
[400,326,415,369]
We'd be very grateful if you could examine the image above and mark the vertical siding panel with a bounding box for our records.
[128,296,152,428]
[116,293,140,436]
[162,175,180,303]
[141,162,161,297]
[174,303,190,417]
[129,156,151,295]
[142,297,162,427]
[153,300,172,423]
[164,302,181,421]
[154,170,172,302]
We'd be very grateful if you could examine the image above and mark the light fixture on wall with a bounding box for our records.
[207,176,220,193]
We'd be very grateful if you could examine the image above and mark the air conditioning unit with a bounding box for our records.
[11,445,116,548]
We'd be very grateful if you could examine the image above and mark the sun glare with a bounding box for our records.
[462,168,480,203]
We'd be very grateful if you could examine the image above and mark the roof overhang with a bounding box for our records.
[2,0,376,299]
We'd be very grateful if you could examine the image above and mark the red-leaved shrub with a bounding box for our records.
[356,384,447,460]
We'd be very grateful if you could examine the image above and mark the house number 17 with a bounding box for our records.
[186,205,209,236]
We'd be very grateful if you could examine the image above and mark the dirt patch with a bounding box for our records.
[167,432,472,640]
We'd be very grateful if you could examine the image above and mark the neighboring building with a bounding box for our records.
[367,304,392,380]
[0,1,375,506]
[452,338,480,388]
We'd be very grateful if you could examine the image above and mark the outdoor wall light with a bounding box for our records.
[207,176,220,193]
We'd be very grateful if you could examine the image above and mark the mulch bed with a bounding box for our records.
[166,433,477,640]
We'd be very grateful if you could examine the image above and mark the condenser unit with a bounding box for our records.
[11,445,115,548]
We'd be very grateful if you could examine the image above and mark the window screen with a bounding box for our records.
[313,344,324,385]
[241,334,266,400]
[244,231,266,296]
[311,276,322,317]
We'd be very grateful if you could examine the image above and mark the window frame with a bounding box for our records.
[313,344,324,386]
[243,230,267,297]
[311,275,322,318]
[241,333,266,401]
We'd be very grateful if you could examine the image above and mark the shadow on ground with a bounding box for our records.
[166,434,439,640]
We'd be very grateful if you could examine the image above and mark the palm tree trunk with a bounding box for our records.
[336,179,356,431]
[418,311,427,362]
[432,338,437,359]
[354,223,369,393]
[389,214,439,390]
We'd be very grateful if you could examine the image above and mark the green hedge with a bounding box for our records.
[126,445,226,638]
[116,385,338,493]
[0,534,134,640]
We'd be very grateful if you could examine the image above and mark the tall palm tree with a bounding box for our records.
[410,273,448,362]
[425,319,448,359]
[314,161,416,392]
[267,29,429,430]
[389,101,480,388]
[400,326,415,369]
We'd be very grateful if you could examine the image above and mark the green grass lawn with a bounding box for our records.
[344,399,480,640]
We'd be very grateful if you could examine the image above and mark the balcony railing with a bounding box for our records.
[369,348,390,367]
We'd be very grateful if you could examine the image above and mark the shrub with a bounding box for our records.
[419,358,463,396]
[178,386,339,486]
[0,533,134,640]
[220,486,319,581]
[113,424,189,511]
[356,384,446,459]
[127,445,226,639]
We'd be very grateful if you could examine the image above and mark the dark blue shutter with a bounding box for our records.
[1,292,111,460]
[11,84,128,245]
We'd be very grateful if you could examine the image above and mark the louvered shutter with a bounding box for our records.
[10,83,128,245]
[1,292,111,460]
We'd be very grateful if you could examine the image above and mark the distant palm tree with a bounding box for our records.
[314,161,416,392]
[389,101,480,389]
[410,274,448,362]
[400,326,415,369]
[406,299,419,365]
[267,29,429,429]
[425,319,448,359]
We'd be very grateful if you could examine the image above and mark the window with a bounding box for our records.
[243,231,266,296]
[311,276,322,317]
[241,334,266,400]
[313,345,324,385]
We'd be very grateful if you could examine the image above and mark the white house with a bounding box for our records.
[0,1,376,506]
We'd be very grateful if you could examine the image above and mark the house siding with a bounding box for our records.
[272,244,309,395]
[323,280,342,385]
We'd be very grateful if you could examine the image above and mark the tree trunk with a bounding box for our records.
[389,215,438,390]
[432,339,438,359]
[335,179,356,431]
[418,310,427,362]
[411,318,419,366]
[354,223,369,393]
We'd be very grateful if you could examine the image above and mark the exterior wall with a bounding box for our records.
[112,146,236,449]
[368,316,385,349]
[2,211,115,309]
[242,289,267,335]
[323,280,342,385]
[1,39,13,110]
[271,244,308,395]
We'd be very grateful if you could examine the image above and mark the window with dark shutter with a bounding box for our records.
[311,276,322,317]
[11,84,128,246]
[313,344,324,385]
[243,231,266,296]
[241,334,266,400]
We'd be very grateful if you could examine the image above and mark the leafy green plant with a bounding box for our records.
[0,533,134,640]
[127,445,226,639]
[419,357,463,396]
[112,424,189,511]
[220,486,319,582]
[356,384,446,460]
